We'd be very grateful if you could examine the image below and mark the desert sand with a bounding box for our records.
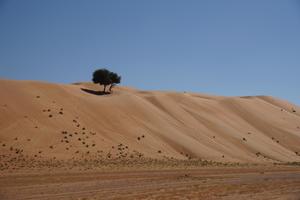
[0,79,300,199]
[1,167,300,200]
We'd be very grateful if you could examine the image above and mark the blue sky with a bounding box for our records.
[0,0,299,105]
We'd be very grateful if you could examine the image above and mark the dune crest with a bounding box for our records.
[0,79,299,163]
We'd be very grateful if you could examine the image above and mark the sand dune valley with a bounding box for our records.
[0,79,300,200]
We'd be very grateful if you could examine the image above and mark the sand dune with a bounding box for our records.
[0,79,300,164]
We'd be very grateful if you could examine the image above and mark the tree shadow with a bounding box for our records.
[80,88,110,96]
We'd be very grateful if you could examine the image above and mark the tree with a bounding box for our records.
[92,68,121,93]
[109,72,121,92]
[92,68,111,93]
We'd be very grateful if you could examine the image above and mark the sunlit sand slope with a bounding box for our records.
[0,79,299,163]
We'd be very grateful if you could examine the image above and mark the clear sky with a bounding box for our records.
[0,0,299,105]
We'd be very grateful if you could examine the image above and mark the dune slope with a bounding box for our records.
[0,79,300,163]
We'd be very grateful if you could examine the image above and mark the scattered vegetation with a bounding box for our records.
[274,162,300,166]
[0,153,259,172]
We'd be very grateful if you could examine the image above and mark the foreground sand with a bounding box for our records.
[1,166,300,200]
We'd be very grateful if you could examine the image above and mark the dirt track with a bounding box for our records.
[1,167,300,200]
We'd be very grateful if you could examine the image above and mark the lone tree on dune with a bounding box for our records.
[92,68,121,93]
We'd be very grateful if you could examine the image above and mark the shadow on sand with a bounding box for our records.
[81,88,110,96]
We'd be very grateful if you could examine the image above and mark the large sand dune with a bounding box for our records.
[0,79,300,163]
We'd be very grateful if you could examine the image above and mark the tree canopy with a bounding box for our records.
[92,69,121,93]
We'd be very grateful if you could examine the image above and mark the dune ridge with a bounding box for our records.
[0,79,300,164]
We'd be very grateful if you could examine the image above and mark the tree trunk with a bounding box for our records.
[103,85,106,93]
[109,84,115,92]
